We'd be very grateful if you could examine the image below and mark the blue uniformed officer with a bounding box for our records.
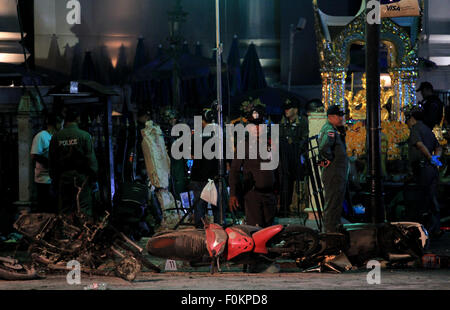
[405,105,443,239]
[318,105,349,232]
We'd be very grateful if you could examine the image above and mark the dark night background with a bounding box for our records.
[26,0,365,87]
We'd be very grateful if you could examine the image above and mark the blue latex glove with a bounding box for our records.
[431,155,442,167]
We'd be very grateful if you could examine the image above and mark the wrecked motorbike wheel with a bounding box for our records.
[268,225,320,258]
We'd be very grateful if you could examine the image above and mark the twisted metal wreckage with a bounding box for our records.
[0,120,174,281]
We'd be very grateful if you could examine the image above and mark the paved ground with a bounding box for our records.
[1,268,449,291]
[1,218,449,291]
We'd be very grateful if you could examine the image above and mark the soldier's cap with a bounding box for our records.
[283,99,298,110]
[416,81,433,92]
[327,105,345,116]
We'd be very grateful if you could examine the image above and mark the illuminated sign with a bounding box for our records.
[380,0,420,18]
[367,0,420,24]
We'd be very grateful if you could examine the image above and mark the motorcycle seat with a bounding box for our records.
[234,225,262,236]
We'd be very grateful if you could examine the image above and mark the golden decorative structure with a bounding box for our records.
[380,78,394,121]
[346,73,366,120]
[433,127,448,147]
[345,74,393,120]
[346,119,410,160]
[313,0,424,118]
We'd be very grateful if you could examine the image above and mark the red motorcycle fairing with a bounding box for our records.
[252,225,284,254]
[205,223,228,257]
[225,227,255,260]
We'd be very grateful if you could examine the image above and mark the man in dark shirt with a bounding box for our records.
[229,106,277,228]
[417,82,444,130]
[406,106,442,238]
[188,109,222,228]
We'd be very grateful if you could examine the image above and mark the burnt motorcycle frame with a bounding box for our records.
[12,180,161,281]
[14,211,161,281]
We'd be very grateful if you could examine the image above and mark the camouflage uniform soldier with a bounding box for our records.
[318,105,349,232]
[279,99,309,216]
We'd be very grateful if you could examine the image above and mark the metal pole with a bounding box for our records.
[365,1,386,224]
[104,96,115,211]
[425,0,430,60]
[16,0,46,113]
[288,24,294,92]
[215,0,225,225]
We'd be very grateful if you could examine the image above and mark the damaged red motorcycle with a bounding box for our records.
[146,221,429,273]
[147,222,323,272]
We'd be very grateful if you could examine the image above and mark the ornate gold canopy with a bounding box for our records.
[313,0,424,120]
